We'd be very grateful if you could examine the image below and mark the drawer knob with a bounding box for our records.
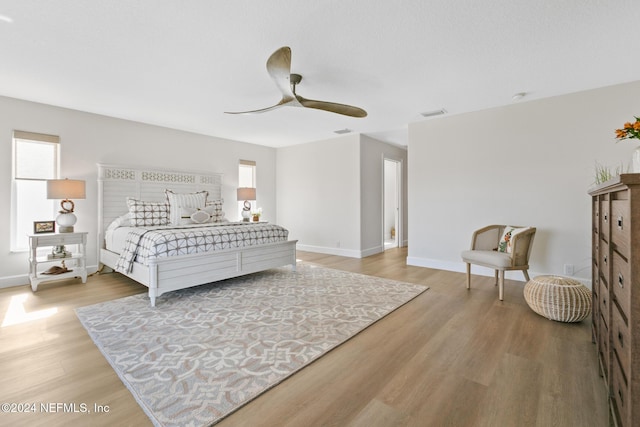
[604,212,608,222]
[618,273,624,288]
[618,331,624,348]
[617,216,623,230]
[604,255,607,265]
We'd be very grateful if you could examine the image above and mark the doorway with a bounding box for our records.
[383,158,401,250]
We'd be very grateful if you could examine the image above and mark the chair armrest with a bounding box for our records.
[510,227,536,266]
[471,225,502,250]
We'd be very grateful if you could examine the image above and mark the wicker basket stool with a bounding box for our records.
[523,275,592,322]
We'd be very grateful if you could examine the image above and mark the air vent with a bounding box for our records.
[420,109,447,118]
[334,128,352,134]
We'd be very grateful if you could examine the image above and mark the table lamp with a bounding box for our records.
[236,187,256,222]
[47,178,86,233]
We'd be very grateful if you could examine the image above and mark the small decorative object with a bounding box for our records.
[43,260,71,275]
[33,220,55,234]
[614,116,640,172]
[48,244,71,259]
[252,207,262,222]
[237,187,256,222]
[524,275,592,322]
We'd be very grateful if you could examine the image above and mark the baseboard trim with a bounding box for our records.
[0,265,100,290]
[406,256,592,289]
[296,244,383,259]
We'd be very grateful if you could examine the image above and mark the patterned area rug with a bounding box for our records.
[75,263,428,427]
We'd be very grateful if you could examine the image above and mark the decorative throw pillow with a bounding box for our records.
[190,210,211,224]
[205,199,225,222]
[165,190,208,225]
[126,198,169,227]
[497,226,529,253]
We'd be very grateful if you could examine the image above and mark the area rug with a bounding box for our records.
[75,262,427,427]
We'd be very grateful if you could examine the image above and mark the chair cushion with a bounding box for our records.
[461,250,513,268]
[497,226,529,253]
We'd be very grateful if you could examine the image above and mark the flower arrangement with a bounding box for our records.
[251,207,262,222]
[615,116,640,141]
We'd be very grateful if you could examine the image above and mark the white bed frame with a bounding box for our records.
[97,163,297,306]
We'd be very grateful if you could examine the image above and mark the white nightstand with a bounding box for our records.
[28,232,88,291]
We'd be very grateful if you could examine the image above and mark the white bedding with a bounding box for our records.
[107,222,290,274]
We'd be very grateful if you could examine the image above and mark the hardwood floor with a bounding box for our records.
[0,248,608,426]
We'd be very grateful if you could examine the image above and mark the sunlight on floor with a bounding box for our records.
[1,293,58,327]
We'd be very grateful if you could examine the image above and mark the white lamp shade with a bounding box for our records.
[237,187,256,201]
[47,179,86,200]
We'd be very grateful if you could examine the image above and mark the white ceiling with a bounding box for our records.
[1,1,639,148]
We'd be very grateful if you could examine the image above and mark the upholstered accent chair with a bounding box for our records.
[461,225,536,301]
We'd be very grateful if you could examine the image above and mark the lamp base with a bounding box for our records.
[56,211,77,233]
[241,209,251,222]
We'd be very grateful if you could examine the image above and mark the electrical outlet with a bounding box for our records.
[563,264,574,275]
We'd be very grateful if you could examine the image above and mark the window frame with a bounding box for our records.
[11,130,60,252]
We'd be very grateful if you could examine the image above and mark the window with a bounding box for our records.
[238,159,256,216]
[11,131,60,251]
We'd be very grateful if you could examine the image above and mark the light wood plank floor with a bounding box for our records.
[0,248,608,426]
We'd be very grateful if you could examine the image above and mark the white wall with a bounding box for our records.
[276,134,361,256]
[275,133,408,258]
[407,80,640,287]
[0,96,276,287]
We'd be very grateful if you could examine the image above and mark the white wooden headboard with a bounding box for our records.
[97,163,223,252]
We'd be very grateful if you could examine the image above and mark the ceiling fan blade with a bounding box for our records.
[224,98,299,115]
[266,46,296,98]
[298,96,367,118]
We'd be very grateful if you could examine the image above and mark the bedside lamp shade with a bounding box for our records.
[47,179,86,232]
[237,187,256,222]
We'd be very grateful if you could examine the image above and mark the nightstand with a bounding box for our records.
[28,232,88,291]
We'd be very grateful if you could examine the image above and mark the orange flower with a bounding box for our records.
[615,116,640,141]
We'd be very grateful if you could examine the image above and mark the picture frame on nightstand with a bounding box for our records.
[33,220,55,234]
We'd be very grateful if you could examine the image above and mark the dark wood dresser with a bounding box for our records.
[589,174,640,427]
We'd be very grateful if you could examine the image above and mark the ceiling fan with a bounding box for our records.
[225,46,367,118]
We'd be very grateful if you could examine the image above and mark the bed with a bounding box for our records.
[98,163,297,306]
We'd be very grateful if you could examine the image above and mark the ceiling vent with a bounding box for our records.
[420,108,447,118]
[333,128,352,134]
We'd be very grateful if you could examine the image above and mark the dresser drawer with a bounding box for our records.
[612,251,631,319]
[599,277,610,329]
[599,239,610,279]
[599,313,609,381]
[611,357,629,427]
[600,199,610,241]
[593,197,600,239]
[611,303,630,380]
[592,269,599,335]
[611,199,630,258]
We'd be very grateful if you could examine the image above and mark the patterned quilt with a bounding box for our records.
[114,223,289,274]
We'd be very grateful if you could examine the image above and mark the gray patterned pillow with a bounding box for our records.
[126,197,169,227]
[205,199,225,222]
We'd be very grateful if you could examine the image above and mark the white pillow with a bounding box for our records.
[165,190,208,225]
[497,226,529,253]
[106,213,131,232]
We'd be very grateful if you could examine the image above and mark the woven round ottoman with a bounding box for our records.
[524,275,592,322]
